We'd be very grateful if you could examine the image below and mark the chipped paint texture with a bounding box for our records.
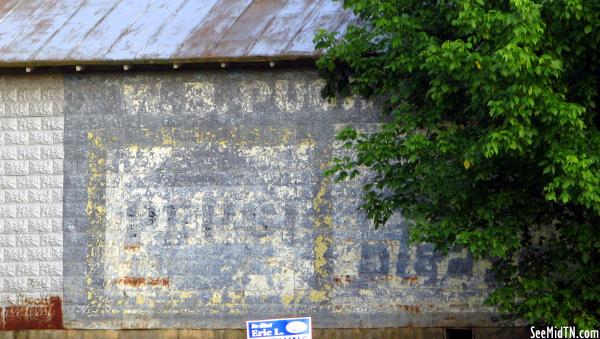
[62,70,494,329]
[0,75,64,329]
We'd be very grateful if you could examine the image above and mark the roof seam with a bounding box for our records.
[102,0,158,59]
[133,0,190,60]
[63,0,121,60]
[242,0,287,56]
[172,0,233,57]
[0,0,23,27]
[205,0,256,56]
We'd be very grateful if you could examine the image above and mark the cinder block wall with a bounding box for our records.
[0,75,65,330]
[0,69,495,330]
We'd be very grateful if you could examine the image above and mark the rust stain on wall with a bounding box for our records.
[397,304,421,314]
[369,274,420,285]
[334,275,353,285]
[114,277,170,287]
[124,244,140,252]
[0,297,63,330]
[402,276,419,284]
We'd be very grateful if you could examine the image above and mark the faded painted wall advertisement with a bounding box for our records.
[0,71,493,330]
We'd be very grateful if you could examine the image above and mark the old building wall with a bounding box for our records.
[1,69,494,330]
[0,75,64,330]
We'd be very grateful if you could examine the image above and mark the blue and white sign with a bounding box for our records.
[246,317,312,339]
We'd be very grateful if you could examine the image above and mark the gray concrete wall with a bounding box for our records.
[1,69,494,330]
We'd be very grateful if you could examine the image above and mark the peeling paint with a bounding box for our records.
[275,80,305,112]
[208,293,222,306]
[314,235,332,277]
[309,290,328,302]
[114,277,170,288]
[63,71,495,329]
[0,297,63,330]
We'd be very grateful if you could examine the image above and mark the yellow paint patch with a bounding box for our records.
[310,290,328,302]
[281,129,293,143]
[135,294,144,305]
[358,289,374,297]
[312,177,334,228]
[299,138,316,148]
[313,180,328,213]
[87,132,104,148]
[86,200,93,217]
[266,257,278,267]
[195,129,215,144]
[208,292,222,305]
[160,128,177,146]
[314,235,332,276]
[228,291,244,303]
[147,298,155,308]
[129,144,139,155]
[281,294,294,307]
[84,131,112,311]
[179,291,193,299]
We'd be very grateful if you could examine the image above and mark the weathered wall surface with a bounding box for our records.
[0,327,533,339]
[61,69,493,329]
[0,75,64,330]
[0,70,494,330]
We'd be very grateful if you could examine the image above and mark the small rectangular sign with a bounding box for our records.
[246,316,312,339]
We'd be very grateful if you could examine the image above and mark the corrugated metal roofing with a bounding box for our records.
[0,0,355,66]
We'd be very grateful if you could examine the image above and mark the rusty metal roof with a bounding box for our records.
[0,0,355,67]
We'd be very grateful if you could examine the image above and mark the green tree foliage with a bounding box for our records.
[315,0,599,328]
